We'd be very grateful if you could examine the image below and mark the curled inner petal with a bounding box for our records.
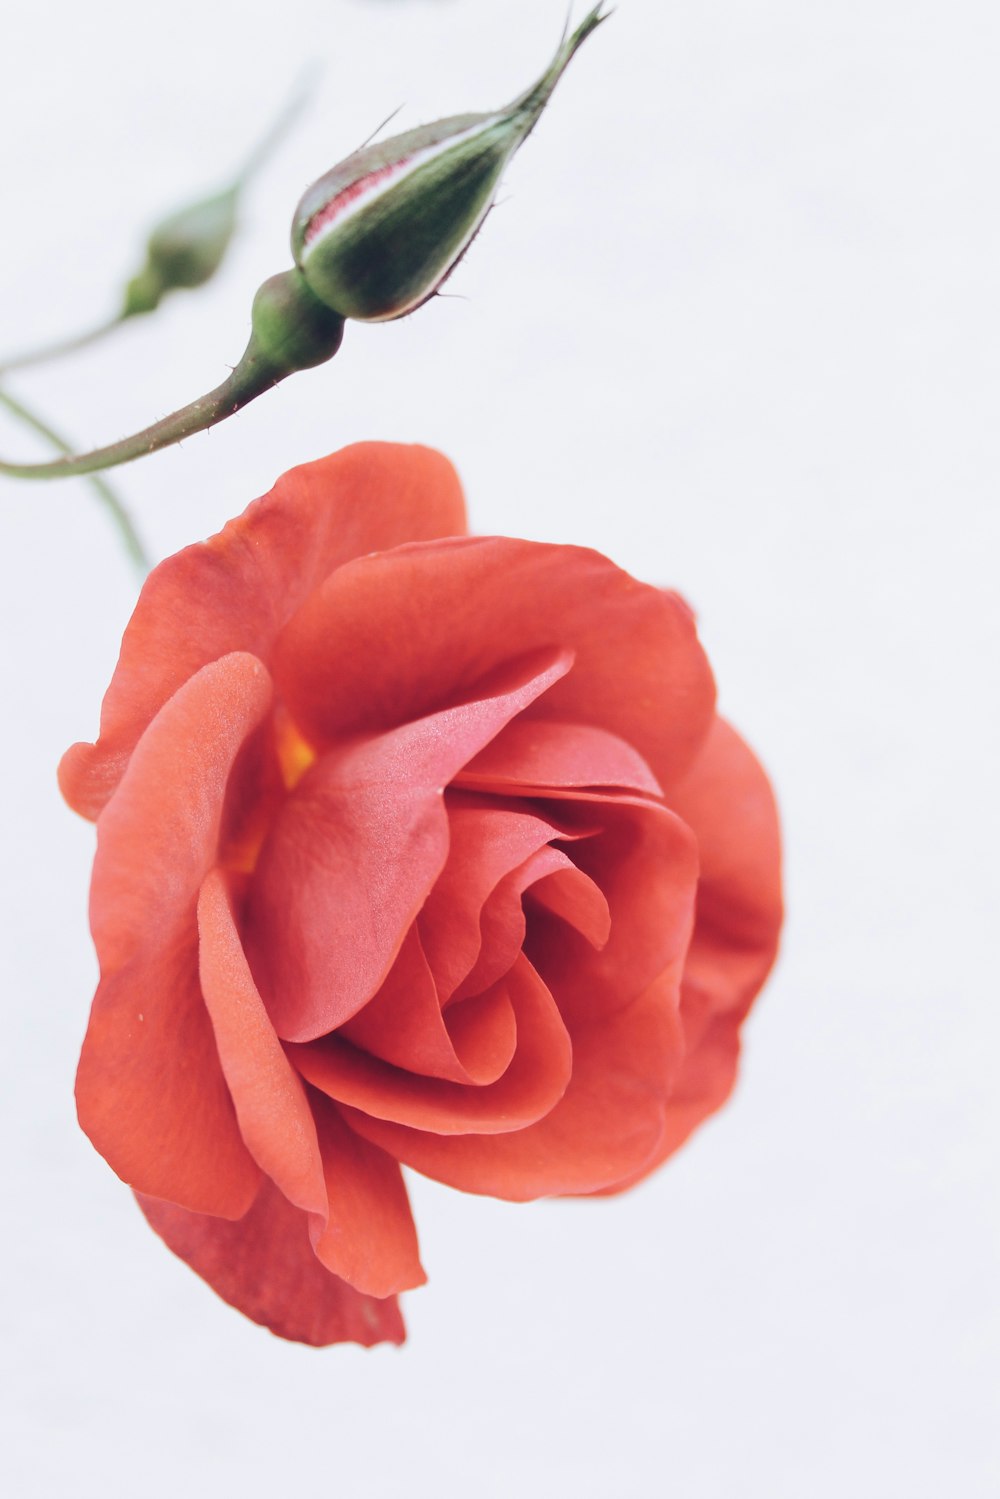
[459,718,663,797]
[451,844,597,1002]
[289,957,572,1135]
[338,927,518,1086]
[418,791,595,1001]
[244,648,573,1042]
[343,966,687,1201]
[526,864,612,950]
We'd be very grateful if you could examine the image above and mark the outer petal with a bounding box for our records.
[77,654,272,1216]
[59,444,467,820]
[587,1017,742,1199]
[344,968,686,1200]
[595,718,783,1194]
[137,1181,405,1348]
[197,869,326,1216]
[670,717,783,1028]
[197,875,426,1300]
[244,648,573,1041]
[660,1015,743,1160]
[272,537,716,783]
[309,1095,426,1298]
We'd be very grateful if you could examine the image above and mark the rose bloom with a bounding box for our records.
[60,443,781,1347]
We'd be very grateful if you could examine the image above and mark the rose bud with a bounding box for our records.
[121,83,311,317]
[60,443,782,1348]
[122,186,241,316]
[291,4,607,321]
[0,18,609,481]
[0,84,308,388]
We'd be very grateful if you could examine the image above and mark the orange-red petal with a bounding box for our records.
[197,869,326,1216]
[59,444,467,821]
[243,649,572,1041]
[452,845,586,1001]
[308,1096,426,1298]
[290,957,572,1134]
[339,927,518,1085]
[343,967,686,1200]
[77,654,272,1215]
[669,716,783,1029]
[418,792,590,1001]
[459,718,663,797]
[525,796,698,1026]
[272,538,716,780]
[137,1180,405,1347]
[595,718,782,1194]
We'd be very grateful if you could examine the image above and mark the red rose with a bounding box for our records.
[60,443,781,1347]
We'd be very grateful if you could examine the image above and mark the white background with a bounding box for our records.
[1,1,997,1494]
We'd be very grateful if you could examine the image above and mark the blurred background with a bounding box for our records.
[1,1,997,1494]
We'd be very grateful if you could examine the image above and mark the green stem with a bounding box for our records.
[0,343,286,481]
[0,266,345,482]
[0,386,150,571]
[233,66,318,189]
[0,313,127,379]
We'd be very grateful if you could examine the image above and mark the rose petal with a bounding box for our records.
[344,967,686,1200]
[418,791,592,1001]
[459,718,663,796]
[197,869,326,1216]
[289,957,572,1134]
[452,845,586,1001]
[442,987,519,1084]
[594,719,783,1193]
[216,716,289,874]
[525,796,698,1026]
[670,717,783,1026]
[77,654,272,1216]
[526,865,612,950]
[244,648,573,1042]
[662,1014,743,1152]
[589,1015,742,1198]
[272,538,715,783]
[339,927,517,1085]
[137,1180,405,1348]
[309,1095,426,1298]
[59,444,467,820]
[79,937,260,1219]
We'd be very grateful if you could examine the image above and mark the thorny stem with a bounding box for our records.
[0,315,128,380]
[0,343,287,480]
